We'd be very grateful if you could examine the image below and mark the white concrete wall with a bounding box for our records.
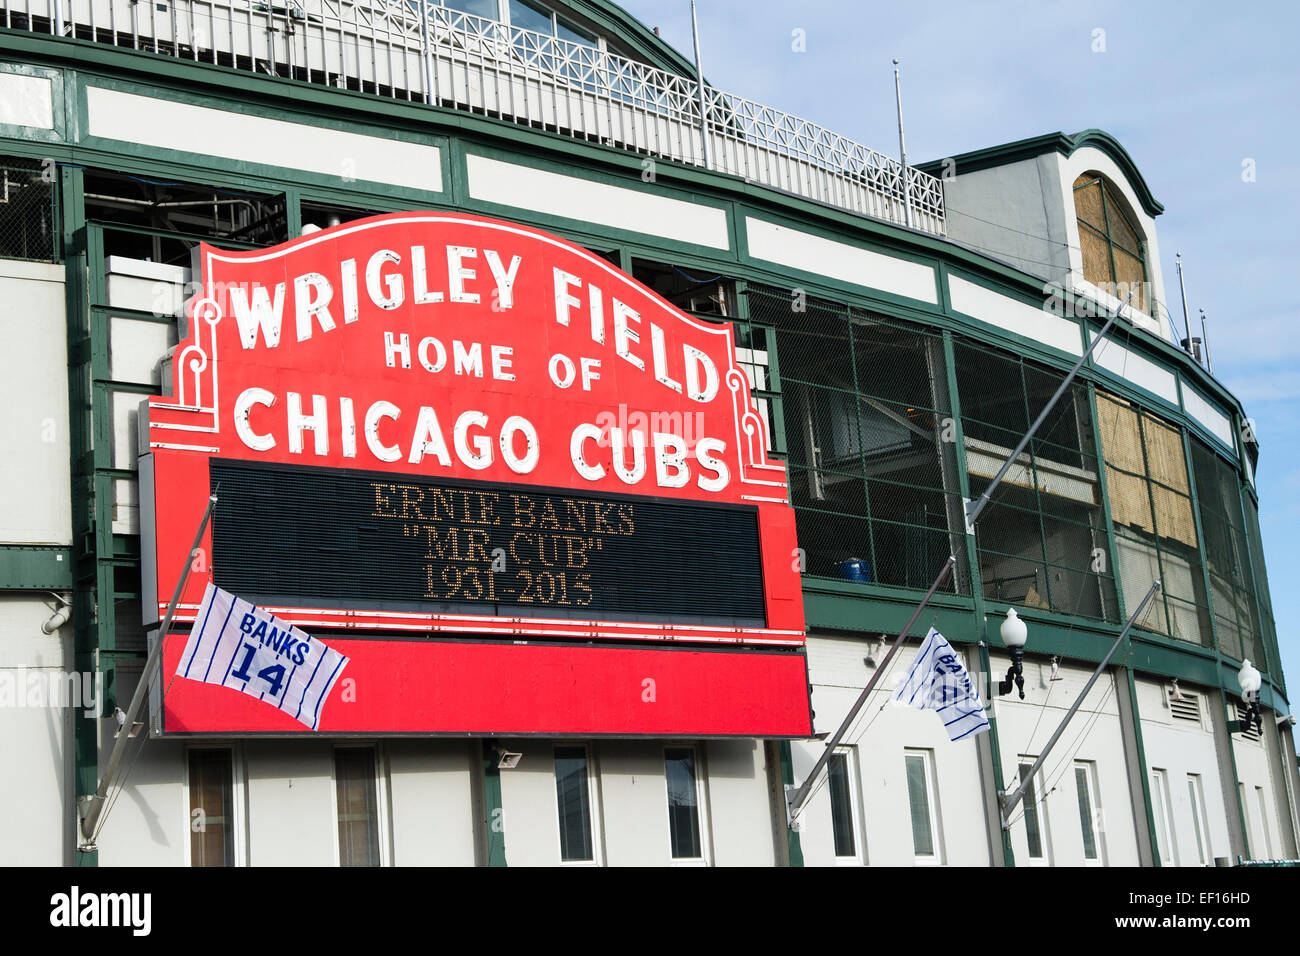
[704,739,775,866]
[386,739,477,866]
[244,740,337,866]
[795,633,990,866]
[0,260,70,545]
[0,595,75,865]
[1232,721,1288,860]
[1134,677,1232,865]
[991,652,1141,866]
[492,737,768,866]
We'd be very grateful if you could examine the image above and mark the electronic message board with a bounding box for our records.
[140,212,810,736]
[209,460,767,625]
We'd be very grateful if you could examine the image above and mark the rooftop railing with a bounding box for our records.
[4,0,946,235]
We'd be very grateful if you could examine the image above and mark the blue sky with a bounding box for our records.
[623,0,1300,698]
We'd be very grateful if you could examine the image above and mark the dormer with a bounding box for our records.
[920,130,1171,341]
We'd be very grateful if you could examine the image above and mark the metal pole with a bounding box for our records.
[893,58,912,229]
[53,0,65,35]
[1175,253,1194,354]
[1200,308,1213,374]
[689,0,712,170]
[419,0,434,106]
[79,494,219,847]
[965,290,1133,530]
[787,555,956,823]
[1000,579,1161,826]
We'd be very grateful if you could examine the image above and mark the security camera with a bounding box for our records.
[1277,714,1296,727]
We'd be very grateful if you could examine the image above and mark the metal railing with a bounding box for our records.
[3,0,946,234]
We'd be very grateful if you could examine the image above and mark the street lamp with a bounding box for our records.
[1238,659,1263,735]
[998,607,1029,700]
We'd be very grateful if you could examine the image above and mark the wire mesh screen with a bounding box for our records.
[954,338,1117,622]
[747,285,968,594]
[1190,439,1263,667]
[0,158,57,261]
[1242,495,1281,685]
[1095,391,1211,644]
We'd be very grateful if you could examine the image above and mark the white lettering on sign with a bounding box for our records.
[230,282,286,349]
[549,268,718,403]
[214,236,748,493]
[232,245,526,348]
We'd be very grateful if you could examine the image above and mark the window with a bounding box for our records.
[1074,762,1102,863]
[751,284,968,593]
[1096,392,1210,644]
[1242,496,1282,689]
[1187,774,1211,865]
[335,747,382,867]
[665,747,707,862]
[508,0,597,44]
[904,750,941,862]
[955,340,1116,621]
[1019,761,1051,863]
[555,745,598,863]
[827,749,862,861]
[1073,173,1148,313]
[1150,768,1176,865]
[187,748,237,867]
[441,0,498,20]
[1190,439,1264,666]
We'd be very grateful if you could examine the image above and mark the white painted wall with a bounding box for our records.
[1135,677,1231,865]
[1233,725,1288,860]
[744,217,938,304]
[467,154,730,250]
[245,740,337,865]
[703,739,776,866]
[493,737,763,866]
[0,260,70,546]
[991,653,1141,866]
[0,69,54,130]
[386,739,477,866]
[0,596,75,865]
[86,87,443,193]
[598,740,694,866]
[948,274,1082,356]
[1089,330,1179,405]
[795,633,990,866]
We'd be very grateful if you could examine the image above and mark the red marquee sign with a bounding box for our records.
[141,212,809,736]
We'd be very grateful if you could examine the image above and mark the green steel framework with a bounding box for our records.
[0,29,1289,866]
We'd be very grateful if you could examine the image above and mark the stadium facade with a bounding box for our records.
[0,0,1295,867]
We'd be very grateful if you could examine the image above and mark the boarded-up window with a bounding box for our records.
[1073,174,1147,313]
[1096,391,1209,644]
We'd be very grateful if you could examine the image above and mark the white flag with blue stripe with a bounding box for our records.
[176,583,349,731]
[892,628,989,741]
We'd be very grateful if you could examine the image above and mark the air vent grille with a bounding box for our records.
[1235,702,1262,741]
[1168,687,1202,726]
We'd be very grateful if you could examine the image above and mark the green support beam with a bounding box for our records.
[0,545,74,590]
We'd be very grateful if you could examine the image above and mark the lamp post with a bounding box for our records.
[1238,659,1263,736]
[997,607,1028,700]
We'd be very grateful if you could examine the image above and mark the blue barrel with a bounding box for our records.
[835,558,871,583]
